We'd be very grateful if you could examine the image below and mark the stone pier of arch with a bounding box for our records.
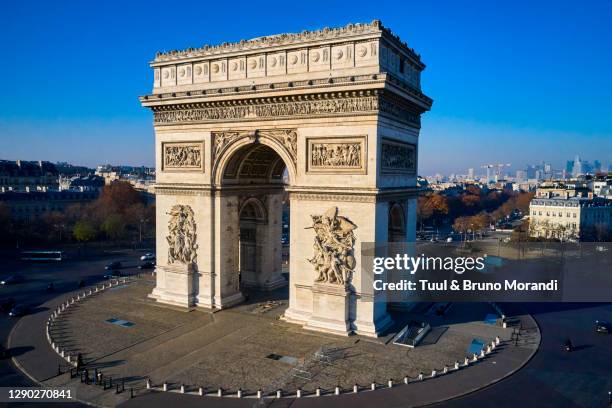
[140,20,432,337]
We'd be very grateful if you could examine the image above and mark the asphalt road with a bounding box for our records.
[0,250,150,391]
[429,302,612,408]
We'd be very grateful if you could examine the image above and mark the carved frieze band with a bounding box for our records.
[306,136,366,174]
[162,142,204,172]
[290,192,377,203]
[155,185,212,196]
[153,95,379,124]
[381,138,417,174]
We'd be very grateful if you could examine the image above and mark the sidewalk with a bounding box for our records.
[116,314,540,408]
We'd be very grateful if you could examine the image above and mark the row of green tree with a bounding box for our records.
[0,181,155,247]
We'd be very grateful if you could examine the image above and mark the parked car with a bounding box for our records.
[103,270,125,279]
[105,261,122,270]
[595,320,611,333]
[138,261,155,270]
[0,297,16,313]
[140,253,156,261]
[0,275,25,285]
[9,305,30,317]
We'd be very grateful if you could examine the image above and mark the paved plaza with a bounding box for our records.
[48,277,511,395]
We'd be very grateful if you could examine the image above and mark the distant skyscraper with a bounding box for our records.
[516,170,526,183]
[468,168,474,179]
[594,160,602,173]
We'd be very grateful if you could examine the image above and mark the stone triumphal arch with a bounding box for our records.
[140,21,432,337]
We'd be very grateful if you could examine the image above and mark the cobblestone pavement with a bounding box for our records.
[49,277,511,395]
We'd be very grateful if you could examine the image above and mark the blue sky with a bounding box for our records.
[1,0,611,175]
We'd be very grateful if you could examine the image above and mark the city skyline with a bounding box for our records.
[1,0,611,174]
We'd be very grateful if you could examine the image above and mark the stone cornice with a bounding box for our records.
[154,20,422,66]
[140,73,432,109]
[143,88,429,128]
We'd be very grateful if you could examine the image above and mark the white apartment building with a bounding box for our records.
[529,196,612,240]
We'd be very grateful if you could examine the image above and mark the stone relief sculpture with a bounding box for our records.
[212,129,297,171]
[311,142,361,168]
[308,207,357,286]
[258,129,297,162]
[381,141,416,173]
[154,95,380,124]
[167,204,198,265]
[164,143,203,169]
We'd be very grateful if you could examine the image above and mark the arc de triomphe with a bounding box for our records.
[140,21,432,337]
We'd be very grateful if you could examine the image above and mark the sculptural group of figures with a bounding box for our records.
[167,204,198,264]
[311,143,361,167]
[308,207,357,285]
[165,145,202,168]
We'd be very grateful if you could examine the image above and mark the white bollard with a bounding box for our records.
[217,388,222,397]
[472,353,478,362]
[404,376,409,384]
[146,379,151,389]
[480,349,486,358]
[431,370,437,378]
[418,373,424,381]
[180,385,185,394]
[443,366,448,374]
[464,357,470,366]
[486,345,492,354]
[276,389,282,398]
[335,386,340,395]
[296,388,302,398]
[237,389,242,398]
[495,336,500,345]
[354,384,359,393]
[60,350,65,357]
[454,361,460,370]
[162,383,168,392]
[491,341,496,350]
[371,382,376,391]
[257,389,262,399]
[388,379,393,388]
[198,387,203,396]
[316,387,321,396]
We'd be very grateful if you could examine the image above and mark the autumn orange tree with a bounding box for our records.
[417,193,450,230]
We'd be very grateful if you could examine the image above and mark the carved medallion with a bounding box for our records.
[166,204,198,265]
[306,136,366,174]
[308,207,357,286]
[381,139,416,174]
[162,142,204,172]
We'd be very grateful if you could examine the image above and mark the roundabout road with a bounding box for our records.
[429,302,612,408]
[3,254,610,407]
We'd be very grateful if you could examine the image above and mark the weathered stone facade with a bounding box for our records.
[140,21,432,337]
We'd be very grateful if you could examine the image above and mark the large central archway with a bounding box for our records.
[212,134,294,305]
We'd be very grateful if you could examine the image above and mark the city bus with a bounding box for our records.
[20,251,65,261]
